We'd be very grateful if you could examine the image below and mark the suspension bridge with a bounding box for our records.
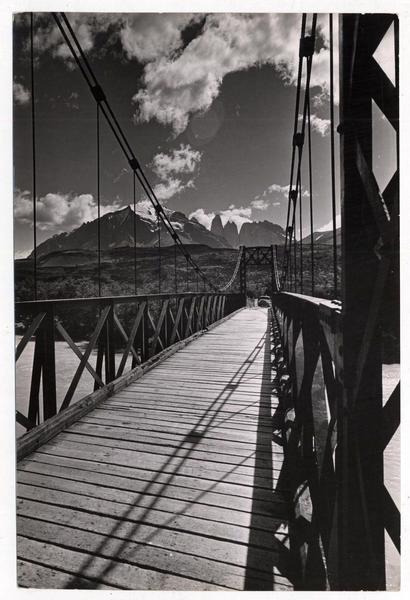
[15,13,399,591]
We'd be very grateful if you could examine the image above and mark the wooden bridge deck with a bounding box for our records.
[16,307,293,591]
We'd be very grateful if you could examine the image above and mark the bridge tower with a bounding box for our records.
[239,245,279,297]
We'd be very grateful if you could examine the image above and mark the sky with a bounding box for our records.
[12,11,396,257]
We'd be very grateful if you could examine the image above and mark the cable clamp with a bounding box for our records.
[171,232,178,241]
[290,189,298,203]
[299,36,314,58]
[154,205,163,215]
[293,132,304,148]
[91,85,106,103]
[128,157,140,171]
[287,226,293,235]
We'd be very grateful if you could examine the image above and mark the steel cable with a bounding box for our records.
[30,13,37,300]
[307,88,315,296]
[96,103,101,296]
[219,246,244,292]
[329,13,338,298]
[133,173,137,294]
[282,14,317,289]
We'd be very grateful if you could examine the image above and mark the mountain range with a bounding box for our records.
[29,204,339,260]
[31,205,288,258]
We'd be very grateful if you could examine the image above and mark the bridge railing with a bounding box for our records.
[272,289,400,590]
[15,292,244,434]
[271,291,341,589]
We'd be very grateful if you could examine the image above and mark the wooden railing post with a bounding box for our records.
[204,295,212,327]
[28,333,42,426]
[41,306,57,420]
[221,295,226,318]
[105,302,116,383]
[197,295,205,331]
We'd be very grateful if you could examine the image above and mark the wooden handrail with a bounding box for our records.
[15,291,244,435]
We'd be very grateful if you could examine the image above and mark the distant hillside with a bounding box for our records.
[31,206,230,258]
[301,228,341,245]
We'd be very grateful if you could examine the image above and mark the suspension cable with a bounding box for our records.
[52,12,218,293]
[293,207,297,292]
[174,242,178,293]
[96,103,101,297]
[307,87,315,296]
[299,173,303,294]
[219,246,244,291]
[133,173,137,294]
[157,211,161,294]
[329,13,338,298]
[282,14,307,279]
[282,14,317,289]
[30,13,37,300]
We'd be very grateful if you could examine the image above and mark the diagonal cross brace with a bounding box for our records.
[55,318,104,389]
[116,301,146,377]
[16,312,47,362]
[60,305,111,412]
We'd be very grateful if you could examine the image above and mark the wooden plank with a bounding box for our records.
[24,451,286,506]
[18,458,286,519]
[17,478,279,549]
[35,437,279,485]
[16,500,286,575]
[17,559,117,589]
[38,416,282,459]
[17,518,284,591]
[53,423,275,469]
[17,535,224,591]
[68,410,275,443]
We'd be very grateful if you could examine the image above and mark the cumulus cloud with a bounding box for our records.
[299,112,330,136]
[120,14,201,63]
[311,113,331,136]
[251,198,281,210]
[21,13,337,135]
[220,206,252,230]
[153,177,194,201]
[14,189,122,232]
[152,144,202,179]
[189,207,215,229]
[28,13,124,66]
[13,82,30,105]
[132,13,336,134]
[151,144,202,201]
[254,182,309,205]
